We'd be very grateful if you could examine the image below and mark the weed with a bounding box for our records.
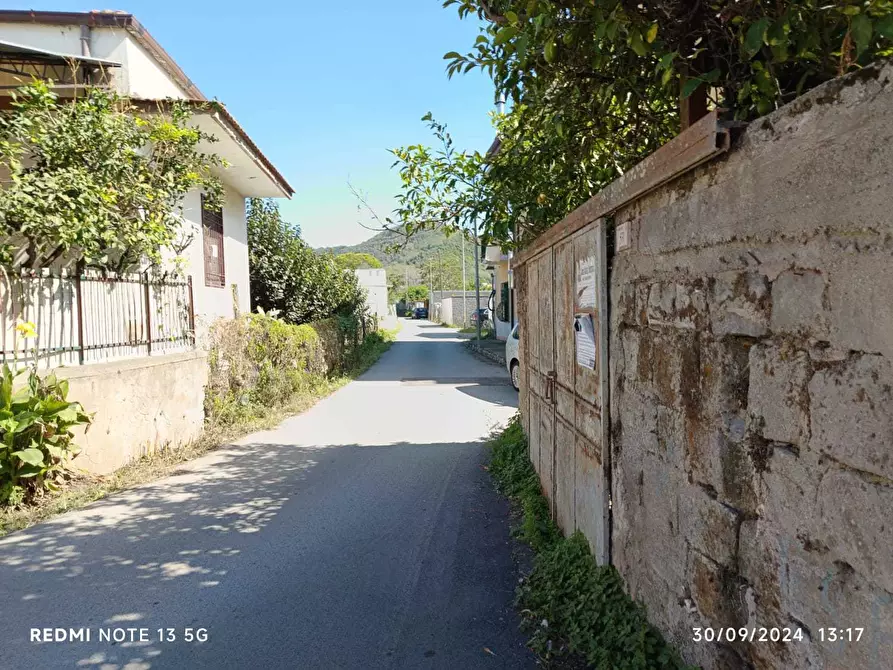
[488,414,694,669]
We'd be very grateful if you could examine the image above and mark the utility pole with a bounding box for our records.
[429,261,434,312]
[462,232,467,327]
[473,218,481,341]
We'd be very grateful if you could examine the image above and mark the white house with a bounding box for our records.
[355,268,389,321]
[0,9,293,335]
[0,10,293,474]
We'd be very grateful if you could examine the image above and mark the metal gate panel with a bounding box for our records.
[576,433,608,563]
[555,417,576,534]
[553,238,575,426]
[571,221,610,564]
[573,227,601,406]
[538,251,556,499]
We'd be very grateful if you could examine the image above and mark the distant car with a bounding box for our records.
[413,307,429,320]
[470,308,490,324]
[506,323,520,391]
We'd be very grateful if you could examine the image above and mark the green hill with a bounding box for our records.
[319,228,491,293]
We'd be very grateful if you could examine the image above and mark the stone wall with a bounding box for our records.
[608,62,893,668]
[56,351,207,475]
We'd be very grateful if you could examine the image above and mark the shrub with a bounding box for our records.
[0,364,92,506]
[205,311,329,425]
[247,198,368,325]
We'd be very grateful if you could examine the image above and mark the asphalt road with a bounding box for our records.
[0,320,534,670]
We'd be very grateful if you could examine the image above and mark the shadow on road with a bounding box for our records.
[0,437,533,670]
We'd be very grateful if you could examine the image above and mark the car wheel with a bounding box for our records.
[510,360,520,391]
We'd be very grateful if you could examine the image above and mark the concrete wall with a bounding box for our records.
[608,62,893,669]
[435,294,487,327]
[57,351,207,475]
[181,188,251,341]
[0,24,188,99]
[355,268,389,319]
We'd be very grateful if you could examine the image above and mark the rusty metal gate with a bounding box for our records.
[517,220,610,564]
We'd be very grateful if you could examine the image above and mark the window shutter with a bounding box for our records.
[201,195,225,288]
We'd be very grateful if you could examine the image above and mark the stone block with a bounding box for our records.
[646,280,708,330]
[828,253,893,358]
[711,271,770,337]
[770,269,829,337]
[682,488,740,567]
[617,386,660,457]
[614,279,639,327]
[809,354,893,481]
[817,467,893,594]
[748,343,810,446]
[612,449,687,588]
[689,551,748,628]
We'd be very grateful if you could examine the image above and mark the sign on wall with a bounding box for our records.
[575,253,598,370]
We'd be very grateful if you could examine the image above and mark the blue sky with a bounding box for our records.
[4,1,496,247]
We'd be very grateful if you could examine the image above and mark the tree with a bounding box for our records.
[334,252,382,271]
[0,81,225,271]
[247,198,366,325]
[406,285,429,302]
[390,1,893,249]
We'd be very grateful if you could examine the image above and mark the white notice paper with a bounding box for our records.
[576,255,596,310]
[574,313,597,370]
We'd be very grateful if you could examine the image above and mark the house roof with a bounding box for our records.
[132,98,294,198]
[0,38,121,66]
[0,10,204,99]
[0,10,294,198]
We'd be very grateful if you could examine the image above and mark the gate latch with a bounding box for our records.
[545,370,557,403]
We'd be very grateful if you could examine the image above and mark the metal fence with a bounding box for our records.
[0,268,195,369]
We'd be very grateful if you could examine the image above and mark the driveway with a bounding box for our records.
[0,320,533,669]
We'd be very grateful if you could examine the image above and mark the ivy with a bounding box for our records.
[0,81,225,271]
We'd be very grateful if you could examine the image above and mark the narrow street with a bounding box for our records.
[0,321,534,670]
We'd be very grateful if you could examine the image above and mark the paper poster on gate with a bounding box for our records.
[575,255,596,310]
[574,313,597,370]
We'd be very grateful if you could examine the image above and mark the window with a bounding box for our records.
[201,195,225,288]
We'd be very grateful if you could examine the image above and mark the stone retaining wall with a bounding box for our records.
[608,61,893,669]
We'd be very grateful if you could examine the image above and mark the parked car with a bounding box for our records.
[413,307,429,320]
[470,308,490,324]
[506,323,520,391]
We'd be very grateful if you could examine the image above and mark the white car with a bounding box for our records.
[506,323,520,391]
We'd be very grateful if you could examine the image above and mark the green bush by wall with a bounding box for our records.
[205,311,382,426]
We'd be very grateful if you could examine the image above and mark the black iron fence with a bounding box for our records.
[0,268,195,368]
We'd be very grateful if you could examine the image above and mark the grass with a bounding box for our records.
[488,415,694,670]
[459,325,495,337]
[0,327,397,537]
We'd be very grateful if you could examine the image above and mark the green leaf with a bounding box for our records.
[851,14,873,55]
[681,78,703,99]
[544,39,557,63]
[646,23,658,44]
[877,15,893,40]
[629,31,647,57]
[745,17,771,57]
[494,26,518,46]
[505,11,518,25]
[0,375,10,410]
[13,447,44,466]
[443,51,462,60]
